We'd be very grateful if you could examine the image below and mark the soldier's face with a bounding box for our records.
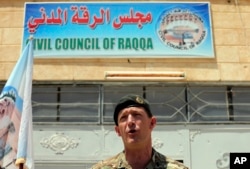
[115,106,156,148]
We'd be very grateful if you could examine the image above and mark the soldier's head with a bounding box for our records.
[113,94,153,126]
[113,94,156,147]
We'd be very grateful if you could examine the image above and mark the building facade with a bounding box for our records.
[1,0,250,169]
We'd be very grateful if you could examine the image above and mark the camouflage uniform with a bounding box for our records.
[91,149,189,169]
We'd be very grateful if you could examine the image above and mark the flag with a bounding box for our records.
[0,39,34,169]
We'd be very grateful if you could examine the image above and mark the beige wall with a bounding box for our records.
[0,0,250,82]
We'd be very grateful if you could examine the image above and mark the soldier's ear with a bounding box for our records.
[115,126,121,136]
[150,116,156,129]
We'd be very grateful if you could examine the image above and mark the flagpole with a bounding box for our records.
[16,35,34,169]
[19,163,23,169]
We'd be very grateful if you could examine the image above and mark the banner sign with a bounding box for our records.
[22,2,214,58]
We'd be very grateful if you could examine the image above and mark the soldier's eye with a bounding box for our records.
[119,115,127,122]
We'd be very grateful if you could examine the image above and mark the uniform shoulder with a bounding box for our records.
[165,157,189,169]
[154,150,189,169]
[91,153,122,169]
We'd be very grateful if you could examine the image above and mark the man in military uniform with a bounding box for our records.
[91,94,189,169]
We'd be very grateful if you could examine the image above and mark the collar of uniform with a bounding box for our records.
[117,149,159,169]
[145,148,158,169]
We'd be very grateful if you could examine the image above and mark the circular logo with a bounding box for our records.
[157,8,206,50]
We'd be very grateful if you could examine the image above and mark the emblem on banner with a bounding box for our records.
[157,8,206,51]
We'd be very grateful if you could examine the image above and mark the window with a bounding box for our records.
[231,87,250,121]
[32,85,100,123]
[102,85,188,124]
[188,86,229,122]
[29,83,250,124]
[146,86,187,123]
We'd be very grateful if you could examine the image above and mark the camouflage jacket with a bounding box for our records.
[91,149,189,169]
